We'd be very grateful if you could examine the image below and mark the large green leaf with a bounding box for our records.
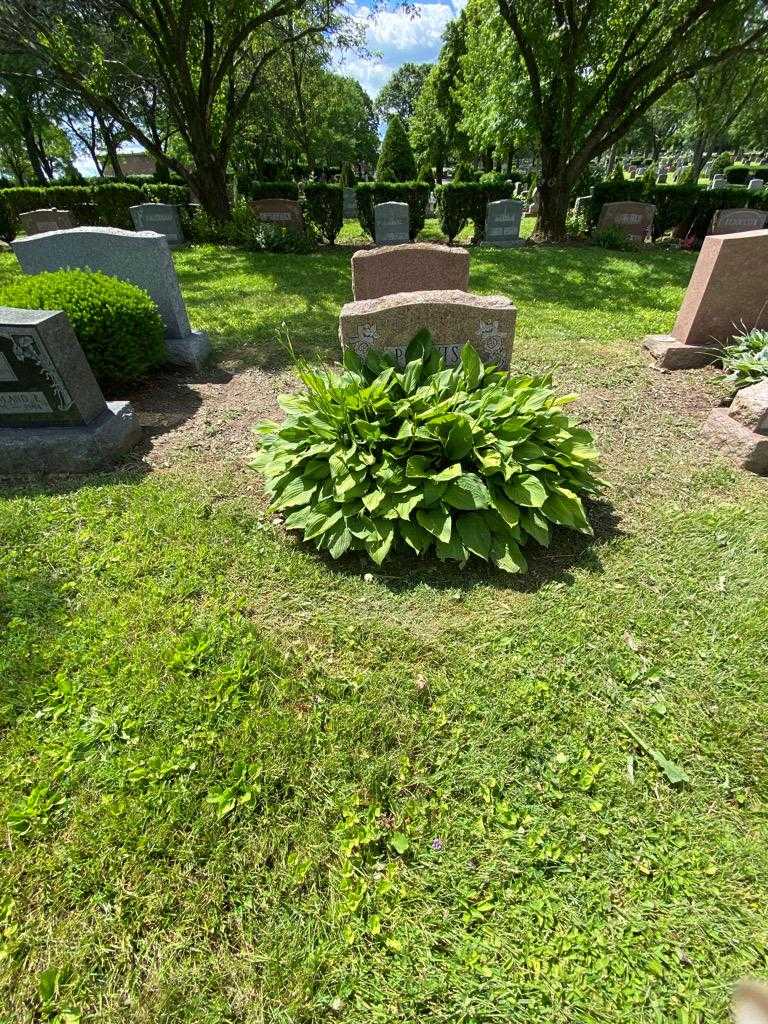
[461,344,482,390]
[444,473,492,510]
[490,535,527,574]
[369,519,395,564]
[457,512,492,559]
[505,474,548,508]
[444,415,475,461]
[274,475,317,509]
[542,488,592,533]
[416,506,452,543]
[399,520,433,554]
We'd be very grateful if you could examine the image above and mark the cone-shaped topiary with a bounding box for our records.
[375,116,417,182]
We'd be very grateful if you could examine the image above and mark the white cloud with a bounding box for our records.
[333,54,397,97]
[352,2,454,50]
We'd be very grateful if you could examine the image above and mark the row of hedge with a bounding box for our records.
[588,180,768,239]
[723,164,768,185]
[0,182,191,240]
[434,182,519,242]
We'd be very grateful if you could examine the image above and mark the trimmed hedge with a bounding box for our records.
[0,269,165,386]
[434,182,518,242]
[246,181,300,201]
[588,178,768,240]
[303,182,343,244]
[0,181,190,239]
[355,182,430,241]
[725,165,752,185]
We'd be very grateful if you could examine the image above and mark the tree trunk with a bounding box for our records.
[98,113,124,179]
[19,110,47,184]
[690,134,708,181]
[189,160,231,221]
[533,147,571,242]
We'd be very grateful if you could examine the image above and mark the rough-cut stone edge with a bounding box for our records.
[0,400,141,476]
[341,289,515,316]
[728,380,768,434]
[643,334,717,369]
[703,407,768,474]
[164,330,210,370]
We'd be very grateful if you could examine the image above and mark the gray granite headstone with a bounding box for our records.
[19,209,75,236]
[484,199,523,247]
[0,307,141,475]
[710,175,727,190]
[374,202,409,245]
[709,207,768,235]
[343,188,357,219]
[573,195,592,215]
[130,203,184,245]
[12,227,209,369]
[747,178,765,192]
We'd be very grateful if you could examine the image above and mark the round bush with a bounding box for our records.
[0,269,165,386]
[251,333,603,574]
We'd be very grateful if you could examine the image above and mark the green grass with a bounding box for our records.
[1,231,768,1023]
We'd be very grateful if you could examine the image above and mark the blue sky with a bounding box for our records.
[333,0,465,98]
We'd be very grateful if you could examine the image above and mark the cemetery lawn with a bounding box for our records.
[1,233,768,1023]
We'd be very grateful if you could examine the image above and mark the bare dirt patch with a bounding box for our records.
[123,349,298,471]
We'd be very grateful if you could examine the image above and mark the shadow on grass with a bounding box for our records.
[303,498,622,595]
[172,241,695,372]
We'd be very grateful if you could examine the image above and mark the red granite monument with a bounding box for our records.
[644,228,768,369]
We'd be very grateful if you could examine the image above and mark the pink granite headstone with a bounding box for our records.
[351,243,469,300]
[597,201,655,242]
[673,229,768,345]
[339,289,516,368]
[644,228,768,368]
[709,208,767,235]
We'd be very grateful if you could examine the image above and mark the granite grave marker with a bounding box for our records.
[12,227,209,369]
[351,243,469,300]
[484,199,524,247]
[130,203,184,245]
[19,208,75,236]
[709,207,767,235]
[0,307,141,474]
[374,202,409,245]
[249,199,305,233]
[597,201,655,242]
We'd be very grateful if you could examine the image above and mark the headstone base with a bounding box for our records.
[703,407,768,474]
[165,330,210,370]
[0,401,141,476]
[643,334,716,370]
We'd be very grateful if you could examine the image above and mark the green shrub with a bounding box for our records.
[303,182,343,244]
[251,332,603,573]
[143,183,191,206]
[591,224,635,250]
[340,163,357,188]
[375,116,417,182]
[720,328,768,389]
[417,161,436,187]
[725,164,751,185]
[90,182,144,228]
[710,152,733,175]
[245,181,300,201]
[0,269,165,386]
[355,182,430,240]
[434,182,517,242]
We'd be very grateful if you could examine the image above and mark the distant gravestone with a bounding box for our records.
[343,188,357,219]
[249,198,305,234]
[597,201,655,242]
[644,228,768,369]
[351,243,469,301]
[0,307,141,474]
[710,175,727,190]
[374,202,409,245]
[12,227,209,369]
[525,189,540,216]
[484,199,524,247]
[340,290,516,369]
[573,195,592,215]
[709,208,768,235]
[747,178,765,192]
[19,209,75,236]
[130,203,184,245]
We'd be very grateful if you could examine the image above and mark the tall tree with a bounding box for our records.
[1,0,347,218]
[374,62,432,128]
[476,0,768,239]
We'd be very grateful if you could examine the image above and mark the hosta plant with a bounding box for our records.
[720,328,768,389]
[251,334,603,573]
